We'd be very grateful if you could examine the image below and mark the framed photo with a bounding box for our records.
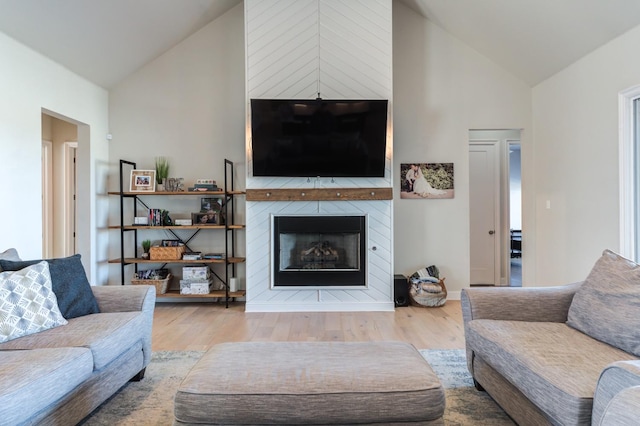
[201,197,222,213]
[130,170,156,192]
[400,163,455,199]
[192,211,219,225]
[161,239,180,247]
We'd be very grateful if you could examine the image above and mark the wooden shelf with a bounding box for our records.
[108,190,245,196]
[246,187,392,201]
[108,224,245,230]
[156,290,246,299]
[108,257,246,264]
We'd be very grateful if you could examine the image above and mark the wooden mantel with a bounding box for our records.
[246,188,393,201]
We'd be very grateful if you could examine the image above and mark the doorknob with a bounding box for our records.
[488,230,495,235]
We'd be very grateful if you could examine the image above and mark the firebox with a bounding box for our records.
[272,215,367,287]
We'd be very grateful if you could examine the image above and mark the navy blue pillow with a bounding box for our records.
[0,254,100,319]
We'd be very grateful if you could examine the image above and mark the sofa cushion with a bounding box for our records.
[567,249,640,356]
[0,262,68,343]
[0,311,145,370]
[466,319,638,425]
[0,347,93,425]
[0,254,100,319]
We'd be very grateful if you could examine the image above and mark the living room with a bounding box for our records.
[4,0,640,295]
[2,0,640,423]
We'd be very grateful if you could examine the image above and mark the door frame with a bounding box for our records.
[63,141,78,255]
[469,139,501,285]
[42,140,53,258]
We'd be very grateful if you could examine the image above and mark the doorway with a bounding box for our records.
[469,130,522,287]
[41,113,78,258]
[508,142,522,286]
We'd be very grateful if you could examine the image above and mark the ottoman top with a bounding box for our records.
[180,341,442,395]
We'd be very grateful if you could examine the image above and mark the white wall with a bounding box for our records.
[108,4,246,286]
[531,24,640,284]
[392,3,532,294]
[0,31,109,284]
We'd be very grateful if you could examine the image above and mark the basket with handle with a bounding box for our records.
[131,274,172,294]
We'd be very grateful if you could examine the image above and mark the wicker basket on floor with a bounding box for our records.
[409,277,447,307]
[131,274,172,294]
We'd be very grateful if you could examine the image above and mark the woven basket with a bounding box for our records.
[409,277,447,307]
[131,274,172,294]
[149,246,185,260]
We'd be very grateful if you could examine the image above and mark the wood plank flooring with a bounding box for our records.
[152,301,465,351]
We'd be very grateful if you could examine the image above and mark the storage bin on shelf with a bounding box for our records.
[131,274,172,294]
[149,245,185,260]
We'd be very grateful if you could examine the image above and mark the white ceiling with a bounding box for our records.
[2,0,640,88]
[401,0,640,86]
[0,0,241,88]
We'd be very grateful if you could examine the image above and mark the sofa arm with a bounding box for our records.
[593,361,640,425]
[91,285,156,313]
[461,282,582,324]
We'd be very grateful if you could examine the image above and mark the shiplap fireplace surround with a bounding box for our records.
[244,0,394,312]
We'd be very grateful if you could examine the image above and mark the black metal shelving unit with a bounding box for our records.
[109,159,245,307]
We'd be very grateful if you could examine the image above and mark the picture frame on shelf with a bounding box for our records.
[130,170,156,192]
[192,211,218,225]
[161,239,181,247]
[201,197,222,213]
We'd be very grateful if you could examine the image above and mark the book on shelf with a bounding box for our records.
[203,253,224,260]
[182,252,202,260]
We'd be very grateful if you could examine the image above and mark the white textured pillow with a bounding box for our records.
[567,249,640,356]
[0,261,68,343]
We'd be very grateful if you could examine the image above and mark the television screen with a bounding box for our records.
[251,99,388,177]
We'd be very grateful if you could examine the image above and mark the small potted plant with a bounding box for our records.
[155,156,169,191]
[141,239,151,259]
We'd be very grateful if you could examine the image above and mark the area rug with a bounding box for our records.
[82,349,515,425]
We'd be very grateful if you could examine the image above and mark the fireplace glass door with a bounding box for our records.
[273,215,366,287]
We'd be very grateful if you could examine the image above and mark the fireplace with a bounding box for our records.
[272,215,366,287]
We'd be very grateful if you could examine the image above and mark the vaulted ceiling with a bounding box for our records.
[1,0,640,89]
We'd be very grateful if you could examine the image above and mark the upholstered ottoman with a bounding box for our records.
[174,341,445,425]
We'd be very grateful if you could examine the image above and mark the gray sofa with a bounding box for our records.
[462,251,640,426]
[0,284,156,426]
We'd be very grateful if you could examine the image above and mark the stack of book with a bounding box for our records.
[182,251,202,260]
[203,253,224,260]
[188,178,220,192]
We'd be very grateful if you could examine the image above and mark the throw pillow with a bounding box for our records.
[0,261,68,343]
[0,254,100,319]
[567,249,640,356]
[0,248,21,271]
[0,248,20,261]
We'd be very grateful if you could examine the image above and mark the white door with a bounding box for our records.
[469,142,499,285]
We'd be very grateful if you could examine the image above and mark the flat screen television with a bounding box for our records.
[250,99,388,177]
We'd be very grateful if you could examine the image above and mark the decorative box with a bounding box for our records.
[182,266,209,281]
[180,280,210,295]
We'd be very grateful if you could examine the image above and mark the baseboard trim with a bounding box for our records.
[245,301,395,312]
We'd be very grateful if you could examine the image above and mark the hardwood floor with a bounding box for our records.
[152,301,466,351]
